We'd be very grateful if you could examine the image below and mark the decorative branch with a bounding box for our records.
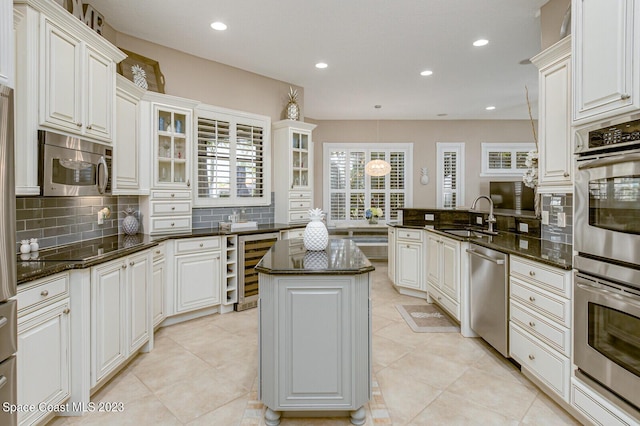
[525,85,538,149]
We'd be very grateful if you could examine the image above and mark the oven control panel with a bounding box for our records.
[588,118,640,150]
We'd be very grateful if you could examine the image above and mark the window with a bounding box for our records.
[436,143,465,208]
[194,106,271,206]
[480,143,536,176]
[323,143,412,225]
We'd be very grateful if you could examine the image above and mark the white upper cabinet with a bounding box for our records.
[531,37,573,193]
[573,0,640,124]
[0,0,15,87]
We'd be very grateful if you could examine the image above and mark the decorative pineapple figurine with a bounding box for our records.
[303,208,328,251]
[286,86,300,120]
[420,167,430,185]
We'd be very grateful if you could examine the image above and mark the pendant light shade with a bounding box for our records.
[365,159,391,176]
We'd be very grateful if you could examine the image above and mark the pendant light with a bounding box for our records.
[365,112,391,176]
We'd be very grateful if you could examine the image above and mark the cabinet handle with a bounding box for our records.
[171,206,176,210]
[129,261,135,266]
[63,308,70,315]
[76,122,82,127]
[86,125,92,130]
[155,250,161,254]
[529,296,536,302]
[171,222,175,226]
[529,271,535,277]
[529,321,535,327]
[40,290,49,297]
[621,93,631,100]
[171,193,175,198]
[187,179,191,187]
[528,354,535,360]
[563,172,569,177]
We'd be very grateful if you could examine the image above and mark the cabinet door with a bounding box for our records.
[153,259,165,327]
[91,260,126,385]
[155,106,191,189]
[85,45,114,141]
[573,0,638,123]
[17,300,70,426]
[396,242,422,290]
[0,0,13,87]
[175,251,221,313]
[440,238,460,302]
[426,235,440,285]
[41,19,82,132]
[114,86,140,191]
[539,55,572,187]
[128,252,149,354]
[387,228,396,283]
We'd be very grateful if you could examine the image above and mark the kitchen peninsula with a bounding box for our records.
[255,239,374,425]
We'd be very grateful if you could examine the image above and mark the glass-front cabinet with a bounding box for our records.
[291,131,310,189]
[154,105,191,188]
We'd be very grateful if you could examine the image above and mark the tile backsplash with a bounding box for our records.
[16,195,139,251]
[192,193,276,228]
[541,193,573,245]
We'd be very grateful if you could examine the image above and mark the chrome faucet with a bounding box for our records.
[470,195,497,234]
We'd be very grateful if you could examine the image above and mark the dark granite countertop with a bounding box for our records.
[255,239,375,275]
[17,223,302,284]
[391,224,572,270]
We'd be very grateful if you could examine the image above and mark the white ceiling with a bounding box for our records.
[88,0,548,120]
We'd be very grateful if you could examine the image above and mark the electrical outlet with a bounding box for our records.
[425,214,434,221]
[519,223,529,233]
[541,211,549,225]
[476,216,483,225]
[557,212,566,227]
[97,212,104,225]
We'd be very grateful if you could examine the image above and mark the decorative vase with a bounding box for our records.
[20,240,31,254]
[122,208,140,235]
[369,216,379,225]
[29,238,39,252]
[303,208,328,251]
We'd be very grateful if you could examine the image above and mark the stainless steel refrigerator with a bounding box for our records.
[0,83,18,426]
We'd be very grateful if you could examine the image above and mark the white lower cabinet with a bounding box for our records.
[91,250,150,388]
[571,378,640,426]
[152,243,166,327]
[173,237,222,314]
[17,298,71,426]
[508,256,571,402]
[395,228,424,293]
[426,231,461,320]
[387,226,396,283]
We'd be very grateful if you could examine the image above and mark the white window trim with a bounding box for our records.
[480,142,536,177]
[436,142,465,208]
[322,143,413,226]
[193,104,271,207]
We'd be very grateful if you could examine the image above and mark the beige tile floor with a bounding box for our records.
[48,261,581,425]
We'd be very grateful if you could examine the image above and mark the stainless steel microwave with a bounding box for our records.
[38,130,111,196]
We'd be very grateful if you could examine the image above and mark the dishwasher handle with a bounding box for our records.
[466,248,505,265]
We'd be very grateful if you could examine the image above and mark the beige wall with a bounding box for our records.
[540,0,571,50]
[311,119,536,209]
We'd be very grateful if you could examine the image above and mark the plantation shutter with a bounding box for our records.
[236,123,264,198]
[481,143,536,176]
[196,117,231,199]
[437,143,465,208]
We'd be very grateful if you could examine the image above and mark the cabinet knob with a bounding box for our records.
[63,308,70,315]
[528,354,535,360]
[86,125,92,130]
[155,250,161,254]
[529,271,535,277]
[563,172,569,177]
[187,179,191,187]
[199,243,204,247]
[529,321,535,327]
[437,296,442,301]
[40,290,49,297]
[406,245,410,248]
[122,264,127,269]
[621,93,631,100]
[76,122,82,127]
[171,222,175,226]
[171,193,175,198]
[129,261,135,266]
[299,194,304,197]
[171,206,176,210]
[299,203,304,207]
[529,296,536,302]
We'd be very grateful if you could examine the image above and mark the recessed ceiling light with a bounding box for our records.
[437,113,448,117]
[486,106,496,111]
[420,70,433,76]
[210,21,227,31]
[473,39,489,47]
[315,62,328,69]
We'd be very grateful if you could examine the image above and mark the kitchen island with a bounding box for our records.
[255,239,374,425]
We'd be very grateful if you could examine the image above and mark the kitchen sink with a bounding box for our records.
[441,229,498,238]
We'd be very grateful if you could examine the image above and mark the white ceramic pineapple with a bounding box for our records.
[303,208,328,251]
[286,86,300,120]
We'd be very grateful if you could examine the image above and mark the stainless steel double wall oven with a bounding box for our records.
[574,114,640,412]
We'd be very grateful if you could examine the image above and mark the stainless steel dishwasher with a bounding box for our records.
[466,244,509,357]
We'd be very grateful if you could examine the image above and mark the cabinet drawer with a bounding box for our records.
[510,278,570,327]
[152,243,165,260]
[397,229,423,241]
[288,243,306,255]
[283,228,305,240]
[428,284,460,321]
[510,323,569,400]
[510,301,570,356]
[175,237,221,254]
[289,211,308,222]
[289,199,311,210]
[150,190,191,200]
[571,378,637,426]
[511,256,570,297]
[17,273,69,315]
[151,217,191,233]
[290,191,311,199]
[151,201,191,215]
